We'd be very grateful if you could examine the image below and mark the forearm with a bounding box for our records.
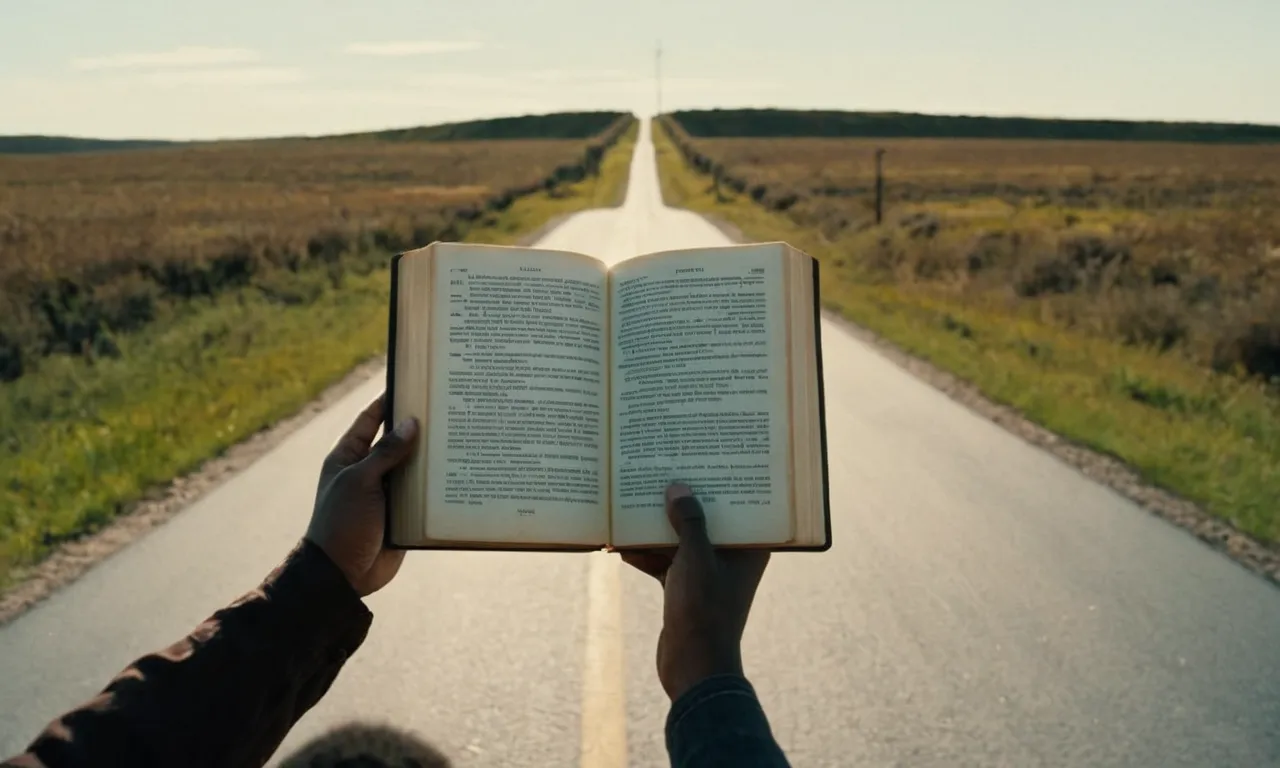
[5,540,371,768]
[665,675,790,767]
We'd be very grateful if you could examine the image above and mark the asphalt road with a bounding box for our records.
[2,121,1278,767]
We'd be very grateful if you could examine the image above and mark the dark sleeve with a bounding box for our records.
[3,539,372,768]
[665,675,791,767]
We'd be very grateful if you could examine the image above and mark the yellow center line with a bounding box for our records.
[580,551,627,767]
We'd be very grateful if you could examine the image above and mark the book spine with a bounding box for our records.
[811,257,833,550]
[383,253,403,547]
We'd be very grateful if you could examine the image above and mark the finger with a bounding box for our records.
[329,395,387,466]
[620,550,673,582]
[356,417,419,477]
[666,483,712,560]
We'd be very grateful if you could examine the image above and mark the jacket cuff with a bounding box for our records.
[250,539,373,659]
[665,674,778,762]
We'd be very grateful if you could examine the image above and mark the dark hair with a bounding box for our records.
[276,722,451,768]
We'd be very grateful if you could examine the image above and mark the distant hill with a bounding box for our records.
[0,112,633,155]
[0,136,181,154]
[669,109,1280,144]
[336,112,631,142]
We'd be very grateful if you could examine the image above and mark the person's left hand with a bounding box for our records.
[307,394,418,596]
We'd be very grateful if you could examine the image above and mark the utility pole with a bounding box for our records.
[875,148,887,225]
[655,42,663,117]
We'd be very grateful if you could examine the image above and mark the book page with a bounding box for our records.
[424,244,609,545]
[609,244,794,547]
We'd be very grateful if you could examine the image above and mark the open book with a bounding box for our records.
[385,241,830,551]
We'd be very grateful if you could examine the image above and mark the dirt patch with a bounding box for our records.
[0,357,385,626]
[822,310,1279,587]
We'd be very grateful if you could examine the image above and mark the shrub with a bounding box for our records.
[0,333,22,382]
[256,270,329,306]
[965,231,1014,274]
[1112,288,1190,351]
[1214,311,1280,379]
[1059,233,1130,273]
[98,275,160,333]
[899,211,940,239]
[1017,253,1081,297]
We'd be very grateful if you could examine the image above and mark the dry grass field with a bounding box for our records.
[664,124,1280,380]
[0,115,631,381]
[656,114,1280,548]
[0,114,637,582]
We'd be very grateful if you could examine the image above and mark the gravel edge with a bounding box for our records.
[823,310,1279,587]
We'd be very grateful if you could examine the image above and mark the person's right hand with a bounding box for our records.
[307,394,418,597]
[621,483,771,701]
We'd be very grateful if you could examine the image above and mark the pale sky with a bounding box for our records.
[2,0,1277,139]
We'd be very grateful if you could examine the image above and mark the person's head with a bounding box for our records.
[276,723,451,768]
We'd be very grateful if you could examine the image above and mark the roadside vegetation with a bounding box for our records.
[0,111,628,154]
[655,112,1280,548]
[0,114,637,585]
[671,108,1280,143]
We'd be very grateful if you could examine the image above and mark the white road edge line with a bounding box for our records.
[580,551,627,767]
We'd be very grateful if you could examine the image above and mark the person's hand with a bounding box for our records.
[621,483,770,701]
[307,394,418,596]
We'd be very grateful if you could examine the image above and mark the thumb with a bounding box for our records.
[358,417,419,477]
[666,483,712,557]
